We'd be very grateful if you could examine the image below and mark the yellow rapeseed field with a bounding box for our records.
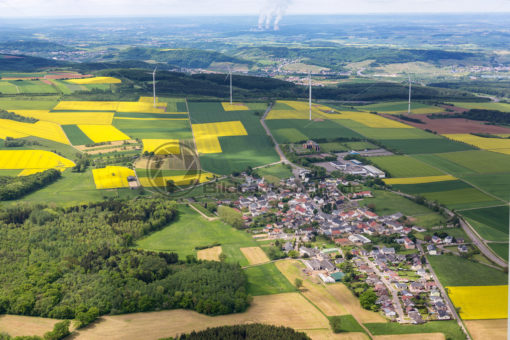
[0,119,70,145]
[66,76,121,84]
[222,102,250,111]
[139,172,214,187]
[443,134,510,155]
[0,150,75,171]
[92,166,135,189]
[448,285,508,320]
[53,99,167,113]
[192,121,248,154]
[267,101,412,128]
[12,110,114,125]
[77,125,131,143]
[384,175,458,185]
[142,139,180,155]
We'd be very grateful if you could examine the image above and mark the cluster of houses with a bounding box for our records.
[352,249,452,322]
[231,172,456,324]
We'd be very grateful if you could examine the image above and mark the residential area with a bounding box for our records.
[230,170,458,324]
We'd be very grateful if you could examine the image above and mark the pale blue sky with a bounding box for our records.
[0,0,509,17]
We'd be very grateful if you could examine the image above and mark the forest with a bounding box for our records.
[0,169,61,201]
[428,108,510,125]
[98,69,483,102]
[0,199,250,324]
[165,324,311,340]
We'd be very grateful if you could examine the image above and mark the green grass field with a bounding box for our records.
[343,141,378,150]
[342,124,439,140]
[461,206,509,241]
[255,164,293,184]
[136,205,257,266]
[0,96,59,110]
[413,213,448,229]
[450,101,510,112]
[371,155,445,178]
[319,142,348,153]
[462,173,510,201]
[62,124,94,145]
[427,255,508,286]
[423,188,501,210]
[377,138,475,154]
[244,263,296,296]
[50,80,74,94]
[159,97,187,112]
[329,315,366,333]
[438,150,510,174]
[488,243,509,261]
[11,169,121,205]
[392,180,471,195]
[13,80,58,94]
[113,118,193,139]
[0,169,21,176]
[0,81,19,94]
[364,320,465,340]
[188,101,279,175]
[357,101,443,114]
[114,112,189,119]
[360,190,440,217]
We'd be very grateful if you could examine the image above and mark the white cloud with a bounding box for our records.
[0,0,509,17]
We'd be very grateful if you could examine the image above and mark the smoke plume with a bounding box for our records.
[258,0,292,31]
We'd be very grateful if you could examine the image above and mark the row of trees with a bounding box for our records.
[0,110,38,123]
[429,108,510,125]
[0,199,251,325]
[0,169,61,200]
[165,324,311,340]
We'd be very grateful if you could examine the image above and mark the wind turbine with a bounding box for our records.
[152,67,157,108]
[309,71,312,121]
[225,67,233,105]
[408,74,412,114]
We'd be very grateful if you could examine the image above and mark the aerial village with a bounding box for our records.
[226,147,460,324]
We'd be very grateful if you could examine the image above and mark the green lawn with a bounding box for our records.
[0,96,59,110]
[343,141,378,150]
[255,163,293,184]
[357,101,442,114]
[0,81,18,94]
[13,80,58,94]
[423,188,501,211]
[114,112,189,119]
[360,190,440,217]
[364,320,465,340]
[392,180,471,195]
[489,243,509,261]
[329,315,366,334]
[159,97,187,112]
[462,173,510,202]
[413,213,448,229]
[113,118,193,139]
[438,150,510,174]
[450,101,510,112]
[461,206,509,241]
[244,263,296,296]
[136,205,257,266]
[377,138,475,154]
[427,255,508,286]
[62,124,94,145]
[10,169,120,205]
[319,142,348,153]
[371,155,445,178]
[266,119,363,144]
[0,169,21,176]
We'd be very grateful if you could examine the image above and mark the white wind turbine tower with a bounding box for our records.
[408,74,412,114]
[309,70,312,121]
[152,67,157,108]
[229,67,233,105]
[225,67,233,105]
